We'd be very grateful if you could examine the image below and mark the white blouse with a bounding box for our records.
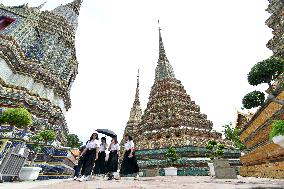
[110,143,120,151]
[86,139,99,150]
[99,143,107,152]
[124,140,134,151]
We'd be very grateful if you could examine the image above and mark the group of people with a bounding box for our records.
[73,133,139,182]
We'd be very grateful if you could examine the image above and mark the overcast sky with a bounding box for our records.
[2,0,272,143]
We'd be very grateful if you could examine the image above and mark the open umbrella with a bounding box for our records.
[96,129,117,138]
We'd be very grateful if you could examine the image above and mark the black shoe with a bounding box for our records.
[107,175,114,180]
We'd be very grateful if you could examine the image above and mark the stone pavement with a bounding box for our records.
[2,176,284,189]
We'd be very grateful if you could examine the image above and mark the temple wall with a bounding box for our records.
[0,58,65,111]
[240,90,284,178]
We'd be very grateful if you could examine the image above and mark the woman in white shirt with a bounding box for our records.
[78,133,99,182]
[106,136,119,180]
[120,134,139,178]
[94,137,107,176]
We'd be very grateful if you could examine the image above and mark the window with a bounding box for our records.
[0,16,15,31]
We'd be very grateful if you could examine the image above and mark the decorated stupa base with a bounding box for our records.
[0,125,75,180]
[136,145,241,176]
[25,144,75,180]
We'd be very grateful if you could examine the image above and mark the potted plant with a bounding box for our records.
[242,56,284,110]
[270,120,284,148]
[38,130,57,145]
[164,146,178,176]
[3,107,32,129]
[19,134,43,181]
[206,140,224,177]
[206,140,237,179]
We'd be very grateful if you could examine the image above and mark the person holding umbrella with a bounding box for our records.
[120,134,139,179]
[106,136,120,180]
[78,132,99,182]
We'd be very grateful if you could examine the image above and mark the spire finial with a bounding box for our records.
[37,1,46,10]
[158,20,166,59]
[67,0,83,15]
[155,21,176,81]
[137,69,140,84]
[134,69,140,106]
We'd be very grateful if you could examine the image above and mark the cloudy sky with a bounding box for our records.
[2,0,272,143]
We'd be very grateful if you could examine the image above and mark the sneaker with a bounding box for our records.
[134,175,139,180]
[73,176,77,180]
[85,175,90,181]
[107,175,114,180]
[78,176,86,182]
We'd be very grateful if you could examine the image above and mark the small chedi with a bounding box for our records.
[239,0,284,179]
[0,0,82,145]
[122,28,240,176]
[120,70,142,154]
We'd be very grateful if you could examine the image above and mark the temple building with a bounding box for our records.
[239,0,284,179]
[266,0,284,57]
[133,28,230,150]
[235,110,254,130]
[0,0,82,145]
[122,27,240,176]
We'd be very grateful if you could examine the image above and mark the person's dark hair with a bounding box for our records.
[101,137,106,143]
[89,132,98,141]
[79,145,86,152]
[112,136,118,144]
[125,134,133,141]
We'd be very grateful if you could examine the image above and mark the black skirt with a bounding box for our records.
[81,149,97,176]
[107,150,118,172]
[120,149,139,175]
[94,151,106,174]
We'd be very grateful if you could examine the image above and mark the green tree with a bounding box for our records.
[2,107,32,128]
[166,147,178,166]
[38,130,56,145]
[66,134,83,148]
[242,56,284,109]
[269,120,284,140]
[29,134,44,166]
[242,91,265,109]
[222,123,246,150]
[248,57,284,88]
[206,140,224,159]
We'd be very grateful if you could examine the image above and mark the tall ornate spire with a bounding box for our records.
[123,70,143,136]
[119,70,142,156]
[128,70,142,123]
[159,24,166,59]
[155,21,175,81]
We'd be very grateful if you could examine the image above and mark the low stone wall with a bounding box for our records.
[240,161,284,179]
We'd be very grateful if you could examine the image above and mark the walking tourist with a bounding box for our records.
[78,133,99,182]
[73,145,86,180]
[120,134,139,179]
[106,136,120,180]
[94,137,107,176]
